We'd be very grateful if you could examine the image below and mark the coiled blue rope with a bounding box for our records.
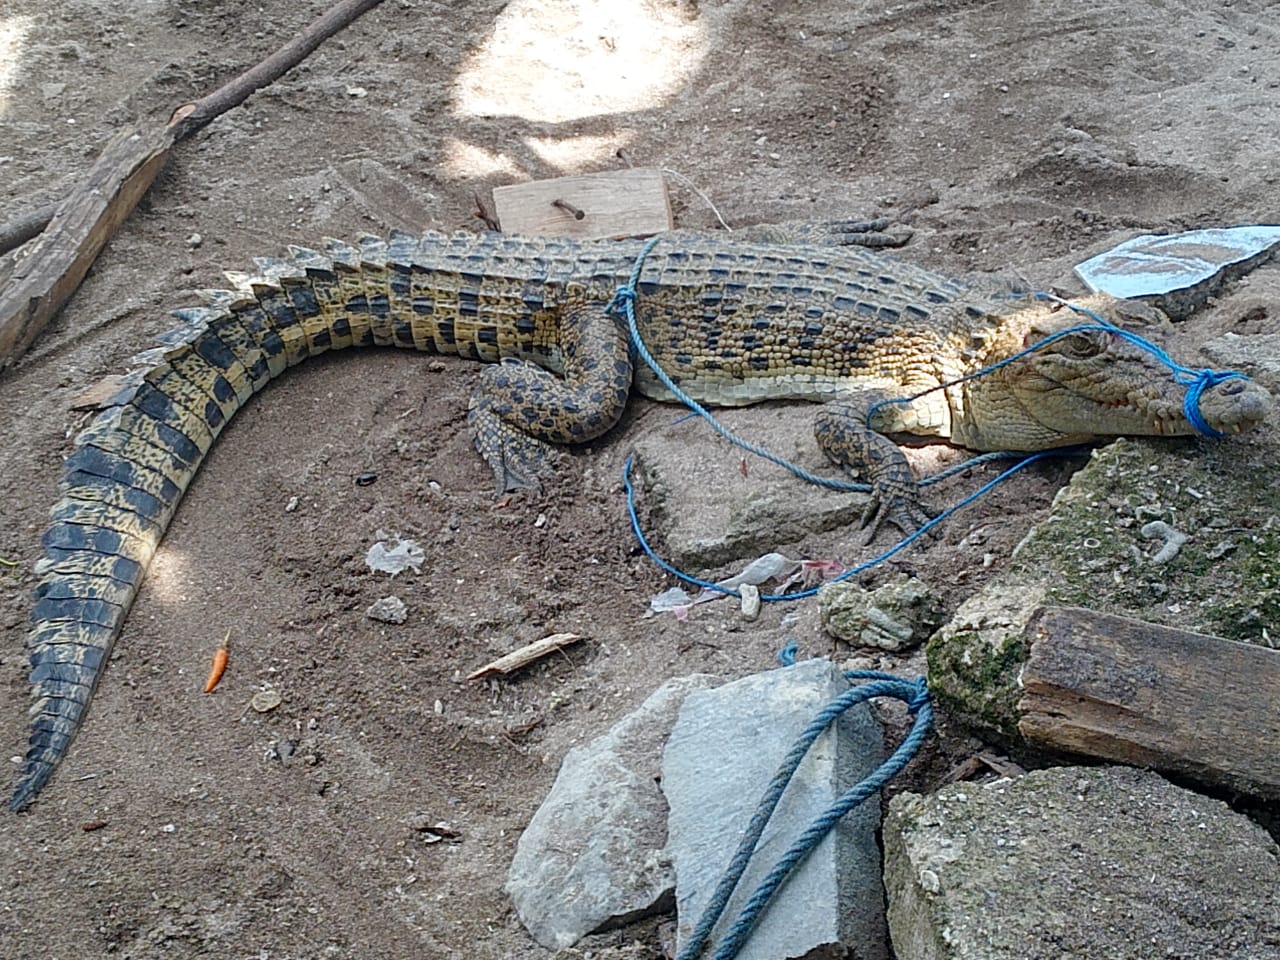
[675,670,933,960]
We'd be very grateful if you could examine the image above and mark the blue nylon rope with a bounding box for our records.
[605,241,1249,960]
[623,446,1087,603]
[675,671,933,960]
[607,238,873,493]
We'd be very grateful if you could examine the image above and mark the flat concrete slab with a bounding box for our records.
[662,658,889,960]
[629,402,869,571]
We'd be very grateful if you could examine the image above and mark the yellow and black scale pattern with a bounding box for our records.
[13,228,1020,811]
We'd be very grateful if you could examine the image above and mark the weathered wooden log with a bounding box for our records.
[0,0,387,368]
[1018,605,1280,800]
[0,124,175,365]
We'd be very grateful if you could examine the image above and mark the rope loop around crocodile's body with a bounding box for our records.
[610,236,1253,601]
[608,237,877,493]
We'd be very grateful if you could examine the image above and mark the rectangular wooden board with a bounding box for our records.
[493,168,672,240]
[1018,605,1280,800]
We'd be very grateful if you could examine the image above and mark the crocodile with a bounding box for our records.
[8,225,1272,811]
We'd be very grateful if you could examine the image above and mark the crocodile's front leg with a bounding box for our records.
[813,386,947,538]
[467,304,632,492]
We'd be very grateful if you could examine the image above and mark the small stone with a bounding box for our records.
[366,596,408,624]
[1139,520,1188,564]
[250,689,282,713]
[819,574,944,651]
[185,232,202,249]
[739,583,761,620]
[345,85,367,98]
[284,496,299,513]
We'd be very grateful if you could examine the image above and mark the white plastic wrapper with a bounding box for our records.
[365,529,426,576]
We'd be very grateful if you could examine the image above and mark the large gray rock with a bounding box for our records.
[884,765,1280,960]
[629,404,868,570]
[662,658,889,960]
[506,674,715,950]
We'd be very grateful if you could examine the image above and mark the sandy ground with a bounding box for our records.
[0,2,1277,958]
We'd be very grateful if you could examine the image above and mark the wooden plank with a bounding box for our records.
[492,168,672,240]
[0,0,387,367]
[1018,605,1280,800]
[0,124,175,367]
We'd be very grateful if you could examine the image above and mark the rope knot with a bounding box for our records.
[606,284,637,317]
[1181,368,1246,439]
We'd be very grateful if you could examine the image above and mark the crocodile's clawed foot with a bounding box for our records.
[859,480,935,546]
[821,217,914,249]
[467,402,560,494]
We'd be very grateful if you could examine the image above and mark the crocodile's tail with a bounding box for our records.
[10,230,440,811]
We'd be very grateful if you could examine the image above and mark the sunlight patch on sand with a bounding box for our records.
[452,0,707,124]
[0,15,33,112]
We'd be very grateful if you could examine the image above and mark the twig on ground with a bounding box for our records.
[467,633,585,680]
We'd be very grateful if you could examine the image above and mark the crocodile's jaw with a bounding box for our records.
[1009,343,1272,443]
[955,297,1274,450]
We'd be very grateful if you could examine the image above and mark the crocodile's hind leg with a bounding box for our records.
[813,385,949,539]
[467,304,632,492]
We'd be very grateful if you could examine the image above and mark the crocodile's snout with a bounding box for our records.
[1201,375,1274,434]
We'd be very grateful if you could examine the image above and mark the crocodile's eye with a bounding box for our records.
[1060,332,1104,359]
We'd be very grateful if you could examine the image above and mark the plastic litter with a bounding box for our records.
[1074,226,1280,316]
[365,529,426,576]
[648,552,842,616]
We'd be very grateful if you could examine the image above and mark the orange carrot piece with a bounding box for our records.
[204,630,230,693]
